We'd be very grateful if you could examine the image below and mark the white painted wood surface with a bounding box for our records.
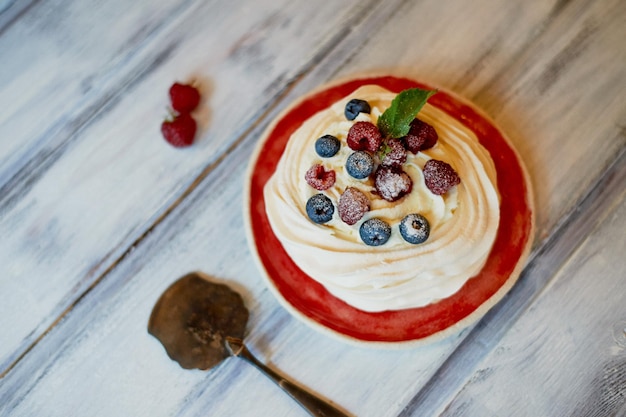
[1,0,625,416]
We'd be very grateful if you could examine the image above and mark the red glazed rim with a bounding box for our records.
[243,75,535,348]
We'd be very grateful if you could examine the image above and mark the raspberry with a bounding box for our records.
[169,82,201,113]
[161,113,197,147]
[402,118,438,153]
[305,164,336,191]
[381,138,406,167]
[338,187,370,225]
[423,159,461,195]
[374,166,413,202]
[347,121,382,153]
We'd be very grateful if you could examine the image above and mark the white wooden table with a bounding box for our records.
[1,0,625,415]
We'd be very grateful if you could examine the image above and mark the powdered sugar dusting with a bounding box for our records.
[374,166,412,202]
[338,187,370,225]
[305,164,336,190]
[423,159,460,195]
[381,138,407,167]
[403,118,438,153]
[347,121,382,152]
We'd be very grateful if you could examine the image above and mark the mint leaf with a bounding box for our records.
[377,88,437,138]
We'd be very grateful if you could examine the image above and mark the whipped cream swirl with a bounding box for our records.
[264,85,500,312]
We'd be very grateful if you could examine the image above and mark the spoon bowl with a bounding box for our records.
[148,272,350,417]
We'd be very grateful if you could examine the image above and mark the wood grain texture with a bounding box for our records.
[1,0,626,416]
[0,0,191,186]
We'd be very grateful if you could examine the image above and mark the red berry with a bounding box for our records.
[305,164,336,191]
[338,187,370,225]
[381,138,407,167]
[374,166,413,202]
[402,118,438,153]
[161,113,197,148]
[347,121,382,152]
[423,159,461,195]
[169,82,200,113]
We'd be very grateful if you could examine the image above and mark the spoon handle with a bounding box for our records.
[226,337,350,417]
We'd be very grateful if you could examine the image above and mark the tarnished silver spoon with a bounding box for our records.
[148,272,349,417]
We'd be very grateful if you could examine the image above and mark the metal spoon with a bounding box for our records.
[148,272,349,417]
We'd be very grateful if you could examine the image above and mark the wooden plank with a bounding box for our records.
[438,157,626,416]
[0,0,381,374]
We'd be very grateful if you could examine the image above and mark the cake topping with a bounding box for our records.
[359,218,392,246]
[402,118,438,153]
[344,98,371,120]
[346,151,374,179]
[306,194,335,224]
[399,213,430,244]
[301,87,460,247]
[380,138,407,167]
[423,159,461,195]
[338,187,370,225]
[305,164,336,190]
[377,88,437,138]
[347,121,382,152]
[263,84,500,311]
[315,134,341,158]
[374,166,413,202]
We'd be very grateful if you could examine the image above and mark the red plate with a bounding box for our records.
[244,75,534,346]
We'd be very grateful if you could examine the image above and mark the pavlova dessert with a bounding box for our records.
[263,85,501,313]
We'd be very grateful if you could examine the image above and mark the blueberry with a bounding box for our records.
[346,151,374,179]
[344,99,371,121]
[315,134,340,158]
[306,194,334,224]
[399,213,430,244]
[359,218,391,246]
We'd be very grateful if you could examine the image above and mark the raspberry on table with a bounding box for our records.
[374,166,413,202]
[402,118,438,153]
[423,159,460,195]
[161,113,197,148]
[381,138,407,167]
[305,164,336,191]
[169,82,201,114]
[338,187,370,225]
[347,121,382,153]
